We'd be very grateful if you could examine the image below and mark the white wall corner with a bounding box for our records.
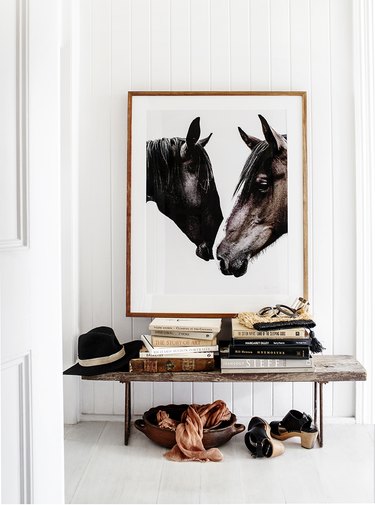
[61,0,81,424]
[353,0,375,424]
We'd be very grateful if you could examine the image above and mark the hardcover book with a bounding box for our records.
[139,347,214,359]
[232,338,312,346]
[150,329,218,340]
[129,357,216,373]
[150,335,217,347]
[149,318,222,333]
[231,318,309,339]
[220,357,313,369]
[141,334,219,356]
[228,344,310,359]
[221,366,314,374]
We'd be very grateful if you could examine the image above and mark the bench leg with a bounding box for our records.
[313,381,324,448]
[318,382,324,447]
[124,381,131,445]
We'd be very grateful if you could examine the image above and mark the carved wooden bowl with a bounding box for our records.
[134,403,245,449]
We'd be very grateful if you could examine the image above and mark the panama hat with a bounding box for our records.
[63,326,143,376]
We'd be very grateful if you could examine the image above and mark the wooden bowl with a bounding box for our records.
[134,403,245,449]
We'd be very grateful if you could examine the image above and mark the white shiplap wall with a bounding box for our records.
[77,0,356,419]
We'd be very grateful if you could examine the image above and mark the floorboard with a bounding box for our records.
[64,420,375,504]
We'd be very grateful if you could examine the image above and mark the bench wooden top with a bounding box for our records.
[83,355,366,384]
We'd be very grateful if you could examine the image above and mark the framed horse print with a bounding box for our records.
[126,91,307,317]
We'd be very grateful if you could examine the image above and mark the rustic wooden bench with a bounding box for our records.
[83,354,366,448]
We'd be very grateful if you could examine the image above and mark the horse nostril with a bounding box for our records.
[233,259,249,278]
[218,257,231,275]
[196,243,213,261]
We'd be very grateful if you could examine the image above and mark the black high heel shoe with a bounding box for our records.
[270,409,318,449]
[244,417,285,458]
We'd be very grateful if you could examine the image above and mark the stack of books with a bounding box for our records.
[129,318,221,373]
[220,318,314,374]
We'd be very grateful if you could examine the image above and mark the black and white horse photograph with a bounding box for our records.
[128,93,305,314]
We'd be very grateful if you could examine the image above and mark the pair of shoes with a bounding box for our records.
[244,410,318,458]
[270,409,318,449]
[244,417,285,458]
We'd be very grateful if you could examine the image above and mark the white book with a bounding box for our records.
[220,357,313,368]
[141,334,218,356]
[150,329,218,340]
[139,350,214,358]
[149,318,222,333]
[221,367,315,374]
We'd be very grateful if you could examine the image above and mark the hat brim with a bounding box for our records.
[63,340,143,376]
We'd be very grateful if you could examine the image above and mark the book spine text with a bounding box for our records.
[151,335,217,347]
[228,345,310,359]
[232,329,308,338]
[221,357,312,368]
[150,330,217,340]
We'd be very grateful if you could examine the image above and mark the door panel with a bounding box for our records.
[0,0,65,502]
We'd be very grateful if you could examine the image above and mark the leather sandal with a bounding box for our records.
[244,417,285,458]
[270,409,318,449]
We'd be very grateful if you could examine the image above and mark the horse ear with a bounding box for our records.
[198,132,212,148]
[258,114,286,152]
[238,127,262,150]
[186,117,201,147]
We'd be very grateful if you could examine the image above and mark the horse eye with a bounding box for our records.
[256,176,270,193]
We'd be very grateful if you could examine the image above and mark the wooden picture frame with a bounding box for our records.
[126,91,308,317]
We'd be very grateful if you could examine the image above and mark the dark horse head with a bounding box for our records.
[146,117,223,261]
[216,115,287,277]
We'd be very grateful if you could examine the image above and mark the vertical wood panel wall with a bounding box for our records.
[78,0,356,419]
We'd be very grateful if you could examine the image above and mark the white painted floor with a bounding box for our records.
[64,420,374,504]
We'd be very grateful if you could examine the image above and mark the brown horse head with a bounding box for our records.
[216,115,287,277]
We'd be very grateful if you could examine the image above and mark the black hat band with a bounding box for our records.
[78,347,125,367]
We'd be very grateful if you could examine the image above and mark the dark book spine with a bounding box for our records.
[228,345,310,359]
[129,357,215,373]
[231,338,312,347]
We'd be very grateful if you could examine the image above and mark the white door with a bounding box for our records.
[1,0,65,502]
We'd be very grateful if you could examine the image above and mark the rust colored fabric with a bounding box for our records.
[157,400,231,462]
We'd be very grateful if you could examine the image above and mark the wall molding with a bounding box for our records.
[1,352,33,503]
[353,0,375,424]
[0,0,29,250]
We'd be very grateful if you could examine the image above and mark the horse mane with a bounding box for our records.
[233,140,273,204]
[146,137,213,196]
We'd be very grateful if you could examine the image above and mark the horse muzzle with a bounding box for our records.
[196,242,214,261]
[217,255,249,277]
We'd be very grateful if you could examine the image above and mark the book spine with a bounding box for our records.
[228,345,310,359]
[141,335,218,355]
[129,358,215,373]
[139,351,214,358]
[231,338,312,346]
[151,335,217,347]
[221,367,314,374]
[221,357,312,368]
[149,324,219,332]
[150,330,217,340]
[232,329,308,338]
